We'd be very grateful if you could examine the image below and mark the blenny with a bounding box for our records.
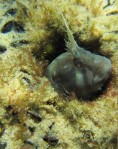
[46,14,111,99]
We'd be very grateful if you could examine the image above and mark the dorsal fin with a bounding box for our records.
[60,13,79,56]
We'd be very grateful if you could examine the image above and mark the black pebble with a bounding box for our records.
[0,46,7,54]
[1,21,25,33]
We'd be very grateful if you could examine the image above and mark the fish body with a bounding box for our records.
[47,14,111,99]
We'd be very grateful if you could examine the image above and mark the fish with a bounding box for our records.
[46,13,111,99]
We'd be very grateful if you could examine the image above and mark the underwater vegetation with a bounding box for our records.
[0,0,117,148]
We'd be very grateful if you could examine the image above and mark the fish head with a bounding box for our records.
[92,57,111,85]
[73,54,111,95]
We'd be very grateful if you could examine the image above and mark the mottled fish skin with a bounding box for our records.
[46,14,111,99]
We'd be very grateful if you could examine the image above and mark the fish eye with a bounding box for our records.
[73,58,84,68]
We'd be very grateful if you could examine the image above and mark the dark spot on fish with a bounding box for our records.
[1,21,25,33]
[5,106,20,125]
[46,100,57,107]
[49,122,55,130]
[20,69,30,75]
[0,122,5,137]
[22,77,31,84]
[82,130,94,140]
[5,105,12,112]
[4,8,17,16]
[11,40,29,47]
[24,140,34,146]
[0,46,7,54]
[103,0,115,9]
[110,30,118,34]
[0,142,7,149]
[28,126,35,134]
[43,134,58,146]
[19,40,29,45]
[17,2,28,17]
[27,110,42,123]
[106,11,118,16]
